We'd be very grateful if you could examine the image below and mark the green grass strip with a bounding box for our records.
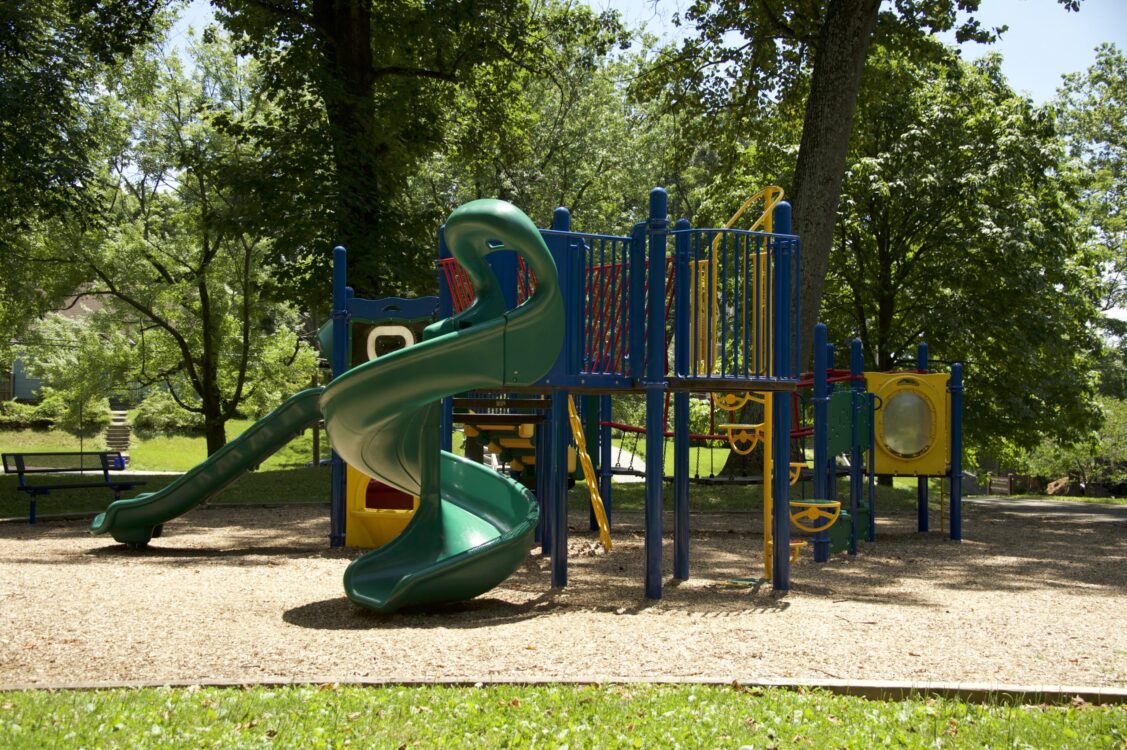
[1,684,1123,749]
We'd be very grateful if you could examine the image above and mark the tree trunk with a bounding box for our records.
[721,0,880,478]
[791,0,881,369]
[312,0,383,295]
[204,412,227,456]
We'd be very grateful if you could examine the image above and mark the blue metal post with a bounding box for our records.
[628,222,646,381]
[644,188,668,599]
[949,363,964,541]
[599,394,613,526]
[329,246,350,548]
[771,229,793,591]
[917,341,929,532]
[812,323,830,562]
[825,343,836,497]
[672,218,691,581]
[538,421,552,550]
[849,339,864,555]
[867,388,877,543]
[551,390,569,586]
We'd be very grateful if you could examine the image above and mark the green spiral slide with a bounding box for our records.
[322,199,563,612]
[92,199,563,613]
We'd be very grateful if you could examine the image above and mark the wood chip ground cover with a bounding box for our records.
[1,501,1125,688]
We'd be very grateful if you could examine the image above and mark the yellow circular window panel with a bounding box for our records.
[864,371,951,476]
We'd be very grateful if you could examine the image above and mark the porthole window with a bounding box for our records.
[882,391,933,458]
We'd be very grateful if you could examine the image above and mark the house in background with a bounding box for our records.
[2,293,102,402]
[0,360,44,401]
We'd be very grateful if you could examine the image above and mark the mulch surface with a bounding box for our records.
[2,498,1125,688]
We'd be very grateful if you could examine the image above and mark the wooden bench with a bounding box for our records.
[2,451,147,523]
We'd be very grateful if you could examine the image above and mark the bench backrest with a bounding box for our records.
[2,452,126,475]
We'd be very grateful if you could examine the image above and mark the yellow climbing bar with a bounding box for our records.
[789,500,842,534]
[567,395,612,551]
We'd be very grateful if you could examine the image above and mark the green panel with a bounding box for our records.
[91,388,325,546]
[827,390,854,456]
[854,393,872,448]
[828,504,872,554]
[827,390,872,455]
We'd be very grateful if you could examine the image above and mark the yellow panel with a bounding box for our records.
[864,372,951,476]
[498,437,534,449]
[517,423,536,439]
[345,465,418,549]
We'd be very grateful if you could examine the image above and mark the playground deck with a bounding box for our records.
[1,500,1124,689]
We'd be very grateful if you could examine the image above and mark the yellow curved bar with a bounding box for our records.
[789,462,805,486]
[567,394,612,551]
[789,500,842,534]
[713,392,752,412]
[719,423,763,456]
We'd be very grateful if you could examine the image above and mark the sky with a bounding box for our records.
[175,0,1126,104]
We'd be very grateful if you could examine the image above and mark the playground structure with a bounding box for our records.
[88,188,964,612]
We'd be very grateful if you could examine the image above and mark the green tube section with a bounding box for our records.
[321,199,564,613]
[90,388,325,546]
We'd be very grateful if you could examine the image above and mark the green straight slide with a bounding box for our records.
[90,388,324,546]
[322,199,564,613]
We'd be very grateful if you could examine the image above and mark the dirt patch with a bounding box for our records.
[1,500,1125,687]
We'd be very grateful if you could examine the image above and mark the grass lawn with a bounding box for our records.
[1,684,1122,749]
[0,469,330,520]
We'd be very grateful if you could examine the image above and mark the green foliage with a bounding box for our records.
[31,387,111,436]
[1056,43,1126,317]
[1,684,1123,749]
[212,0,547,301]
[22,30,320,453]
[0,1,166,355]
[0,401,45,429]
[424,2,652,232]
[131,390,206,436]
[819,45,1103,455]
[1024,397,1127,485]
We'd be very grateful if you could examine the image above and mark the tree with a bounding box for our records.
[1056,43,1126,316]
[421,3,668,232]
[638,0,1085,365]
[1025,397,1127,490]
[0,0,166,352]
[819,46,1103,456]
[209,0,560,301]
[24,32,317,454]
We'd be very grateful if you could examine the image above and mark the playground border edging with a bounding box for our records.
[1,677,1124,705]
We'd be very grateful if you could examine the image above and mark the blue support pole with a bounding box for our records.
[812,323,830,562]
[771,229,793,591]
[538,421,552,550]
[551,390,569,586]
[599,395,613,526]
[849,339,864,555]
[867,389,877,543]
[644,188,668,599]
[628,222,646,381]
[949,363,964,541]
[825,343,836,498]
[917,341,929,533]
[673,218,691,581]
[329,246,350,548]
